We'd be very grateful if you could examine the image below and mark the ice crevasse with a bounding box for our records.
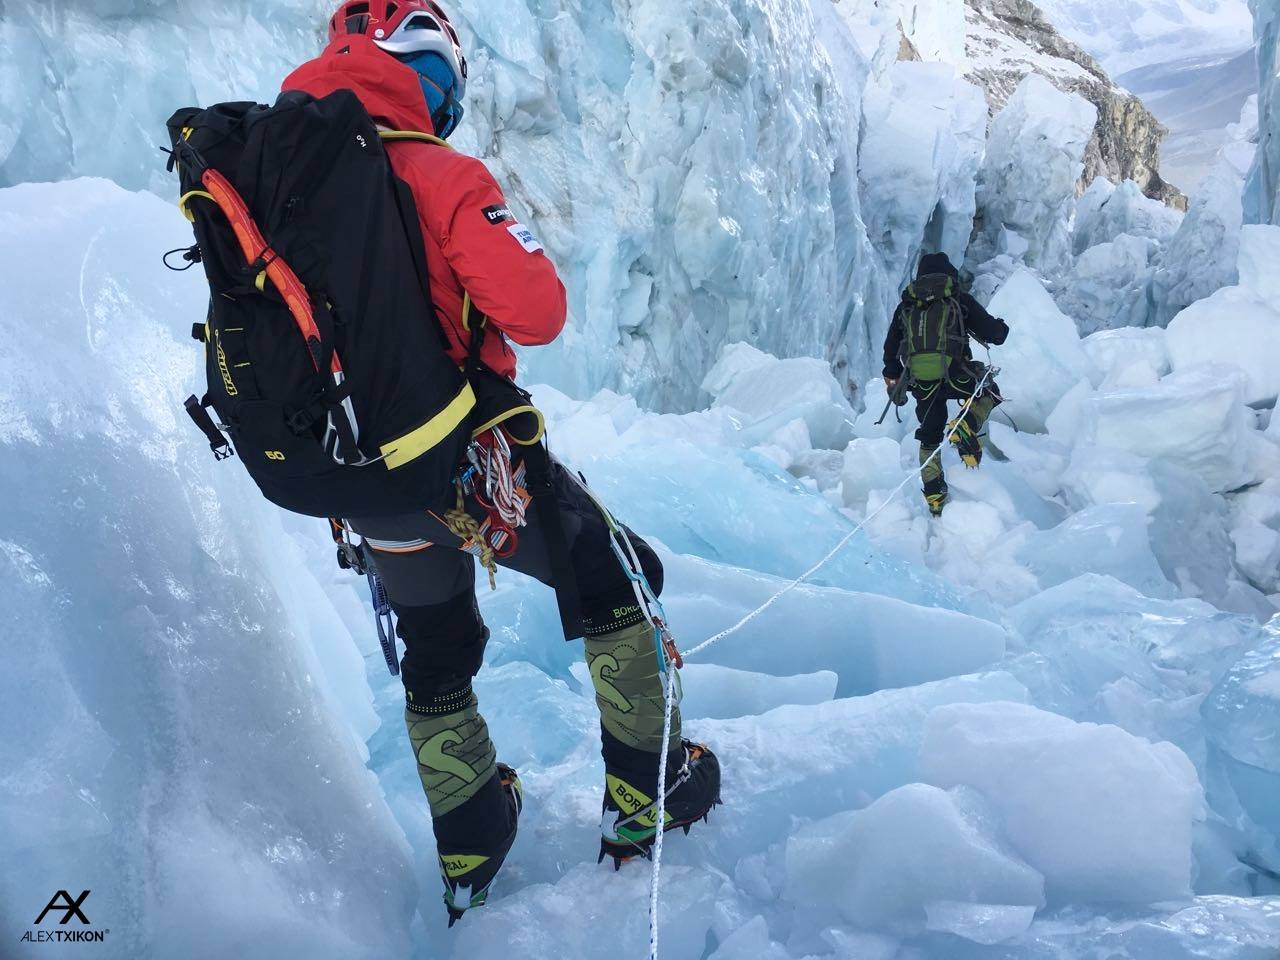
[4,175,1280,958]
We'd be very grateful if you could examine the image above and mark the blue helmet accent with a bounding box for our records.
[399,50,465,139]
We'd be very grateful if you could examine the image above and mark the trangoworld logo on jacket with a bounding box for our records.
[482,203,513,224]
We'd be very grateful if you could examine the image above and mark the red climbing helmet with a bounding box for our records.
[328,0,467,96]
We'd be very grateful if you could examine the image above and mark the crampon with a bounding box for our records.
[925,489,949,517]
[947,415,984,469]
[597,741,721,870]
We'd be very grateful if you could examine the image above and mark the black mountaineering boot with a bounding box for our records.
[598,734,722,869]
[923,476,949,518]
[436,763,523,927]
[403,676,521,927]
[584,618,722,868]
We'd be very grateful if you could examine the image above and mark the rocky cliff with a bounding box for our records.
[964,0,1187,209]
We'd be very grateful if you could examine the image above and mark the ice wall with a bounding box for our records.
[884,0,968,65]
[1246,0,1280,223]
[0,179,416,959]
[0,0,986,412]
[1151,159,1246,326]
[858,61,988,294]
[0,2,329,191]
[967,74,1096,280]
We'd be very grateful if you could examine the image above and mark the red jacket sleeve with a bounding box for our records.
[430,155,567,346]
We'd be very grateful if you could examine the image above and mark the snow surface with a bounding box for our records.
[924,701,1204,904]
[5,176,1280,959]
[1166,224,1280,405]
[985,268,1097,433]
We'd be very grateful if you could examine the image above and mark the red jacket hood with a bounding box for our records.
[282,35,436,135]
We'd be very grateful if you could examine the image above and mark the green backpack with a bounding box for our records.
[898,273,966,384]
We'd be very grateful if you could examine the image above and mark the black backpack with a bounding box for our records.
[166,90,474,519]
[897,273,967,384]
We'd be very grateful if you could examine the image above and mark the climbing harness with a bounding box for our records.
[642,364,995,960]
[442,426,531,589]
[462,302,584,641]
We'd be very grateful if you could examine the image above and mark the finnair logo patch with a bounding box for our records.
[507,222,544,254]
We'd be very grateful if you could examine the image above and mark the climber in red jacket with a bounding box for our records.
[285,13,563,376]
[284,1,720,926]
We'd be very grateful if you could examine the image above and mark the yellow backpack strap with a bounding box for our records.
[178,190,216,223]
[461,291,479,333]
[457,293,545,444]
[472,404,545,445]
[378,129,453,149]
[458,295,542,445]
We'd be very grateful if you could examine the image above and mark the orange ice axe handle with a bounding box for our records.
[198,167,343,379]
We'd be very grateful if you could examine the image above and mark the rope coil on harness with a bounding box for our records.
[443,479,500,590]
[643,362,995,960]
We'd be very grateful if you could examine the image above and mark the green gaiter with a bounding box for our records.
[404,685,497,817]
[920,443,944,485]
[585,620,681,753]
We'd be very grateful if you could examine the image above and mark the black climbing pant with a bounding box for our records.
[912,367,1001,491]
[347,449,669,849]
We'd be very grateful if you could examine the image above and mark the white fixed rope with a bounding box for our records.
[644,362,996,960]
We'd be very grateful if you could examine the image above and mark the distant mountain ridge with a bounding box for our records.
[1031,0,1253,76]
